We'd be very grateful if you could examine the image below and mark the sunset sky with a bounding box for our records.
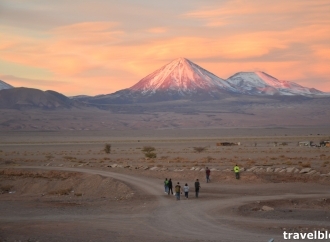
[1,0,330,96]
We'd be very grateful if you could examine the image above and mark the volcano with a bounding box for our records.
[86,58,238,104]
[130,57,236,95]
[226,72,324,96]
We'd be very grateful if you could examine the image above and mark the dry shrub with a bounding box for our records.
[142,146,156,159]
[145,152,157,159]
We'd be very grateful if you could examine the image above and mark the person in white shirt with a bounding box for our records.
[183,183,189,198]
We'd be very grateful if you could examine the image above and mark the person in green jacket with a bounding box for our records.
[164,178,169,193]
[234,165,240,179]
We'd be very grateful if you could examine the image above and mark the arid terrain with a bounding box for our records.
[1,128,330,242]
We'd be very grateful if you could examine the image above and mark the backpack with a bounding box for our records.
[175,185,180,193]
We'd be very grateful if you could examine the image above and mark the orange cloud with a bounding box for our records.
[1,0,330,95]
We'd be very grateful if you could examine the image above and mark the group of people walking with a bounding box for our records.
[164,178,201,200]
[163,165,240,201]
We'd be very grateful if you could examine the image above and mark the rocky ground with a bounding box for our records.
[0,129,330,241]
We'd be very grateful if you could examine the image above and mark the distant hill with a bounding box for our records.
[0,87,78,109]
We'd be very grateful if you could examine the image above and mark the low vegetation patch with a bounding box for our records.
[142,146,157,159]
[104,144,111,154]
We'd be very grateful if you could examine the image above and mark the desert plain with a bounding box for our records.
[1,127,330,242]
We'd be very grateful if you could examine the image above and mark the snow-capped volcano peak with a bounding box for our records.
[129,57,236,95]
[226,72,323,96]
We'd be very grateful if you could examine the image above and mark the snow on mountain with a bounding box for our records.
[226,71,324,96]
[129,57,237,96]
[0,80,13,90]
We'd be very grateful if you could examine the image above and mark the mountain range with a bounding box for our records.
[0,57,329,108]
[0,59,330,130]
[75,58,327,104]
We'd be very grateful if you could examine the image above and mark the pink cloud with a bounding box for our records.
[0,0,330,95]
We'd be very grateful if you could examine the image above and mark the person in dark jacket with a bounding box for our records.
[205,167,211,183]
[168,178,173,195]
[194,179,201,198]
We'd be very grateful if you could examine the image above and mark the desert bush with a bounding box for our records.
[104,144,111,154]
[142,146,156,159]
[145,152,157,159]
[193,147,207,153]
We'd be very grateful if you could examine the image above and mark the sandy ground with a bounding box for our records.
[1,128,330,242]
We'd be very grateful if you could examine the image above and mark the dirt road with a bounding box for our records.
[2,166,330,242]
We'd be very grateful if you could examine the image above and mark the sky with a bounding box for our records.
[0,0,330,96]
